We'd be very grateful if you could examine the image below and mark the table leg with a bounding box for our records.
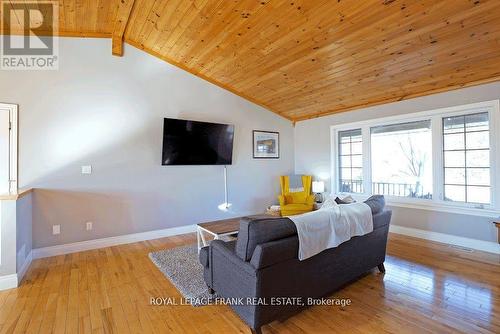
[198,228,209,254]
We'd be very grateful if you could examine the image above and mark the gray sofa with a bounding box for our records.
[199,196,391,334]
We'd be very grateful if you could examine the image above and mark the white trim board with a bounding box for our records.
[0,250,32,292]
[0,103,18,194]
[0,250,35,291]
[0,274,18,291]
[17,250,32,284]
[30,221,499,263]
[389,225,500,254]
[330,192,500,218]
[33,224,197,259]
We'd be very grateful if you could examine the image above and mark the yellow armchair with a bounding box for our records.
[278,175,315,216]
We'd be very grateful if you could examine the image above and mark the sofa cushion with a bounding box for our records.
[334,197,348,204]
[236,216,297,261]
[364,195,385,214]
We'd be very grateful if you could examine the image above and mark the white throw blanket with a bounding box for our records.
[289,203,373,260]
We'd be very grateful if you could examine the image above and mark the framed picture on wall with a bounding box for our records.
[253,130,279,159]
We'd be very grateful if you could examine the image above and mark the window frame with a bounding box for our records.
[442,112,491,204]
[0,103,18,195]
[330,100,500,217]
[337,128,364,194]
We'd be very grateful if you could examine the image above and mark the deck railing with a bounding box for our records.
[340,180,431,198]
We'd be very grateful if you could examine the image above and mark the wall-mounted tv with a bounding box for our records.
[162,118,235,165]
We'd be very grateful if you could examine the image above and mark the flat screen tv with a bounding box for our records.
[162,118,235,165]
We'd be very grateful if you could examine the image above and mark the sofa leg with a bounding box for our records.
[250,327,262,334]
[377,263,386,273]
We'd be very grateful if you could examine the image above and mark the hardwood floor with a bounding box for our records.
[0,233,498,334]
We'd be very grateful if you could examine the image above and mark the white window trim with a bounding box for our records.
[330,100,500,218]
[0,103,18,194]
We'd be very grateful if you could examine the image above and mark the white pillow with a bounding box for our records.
[341,195,356,203]
[319,195,339,210]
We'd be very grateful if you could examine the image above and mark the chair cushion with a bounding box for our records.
[235,217,297,261]
[282,203,313,211]
[364,195,385,214]
[287,192,307,203]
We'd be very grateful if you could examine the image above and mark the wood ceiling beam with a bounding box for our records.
[112,0,136,56]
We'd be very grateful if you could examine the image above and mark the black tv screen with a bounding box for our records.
[162,118,234,165]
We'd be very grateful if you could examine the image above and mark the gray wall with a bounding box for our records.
[295,82,500,243]
[2,37,498,249]
[0,38,294,248]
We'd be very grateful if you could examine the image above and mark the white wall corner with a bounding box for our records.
[389,225,500,254]
[33,224,197,259]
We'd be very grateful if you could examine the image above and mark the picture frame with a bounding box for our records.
[253,130,279,159]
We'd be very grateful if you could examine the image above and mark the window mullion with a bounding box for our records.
[362,126,371,195]
[432,115,443,202]
[490,106,500,209]
[330,127,338,194]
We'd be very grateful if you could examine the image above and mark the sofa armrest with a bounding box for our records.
[373,210,392,230]
[250,236,299,269]
[211,240,257,277]
[199,246,209,267]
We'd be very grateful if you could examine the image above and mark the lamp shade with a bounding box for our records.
[312,181,325,193]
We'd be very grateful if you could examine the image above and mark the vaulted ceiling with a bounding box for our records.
[3,0,500,121]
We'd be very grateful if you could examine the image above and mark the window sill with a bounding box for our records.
[386,200,500,218]
[335,193,500,218]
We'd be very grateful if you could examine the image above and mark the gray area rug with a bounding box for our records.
[149,244,214,306]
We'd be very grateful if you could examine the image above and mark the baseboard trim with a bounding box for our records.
[0,274,18,291]
[17,250,33,283]
[389,225,500,254]
[0,251,33,291]
[33,224,197,259]
[30,223,499,260]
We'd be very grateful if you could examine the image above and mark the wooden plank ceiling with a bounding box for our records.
[3,0,500,121]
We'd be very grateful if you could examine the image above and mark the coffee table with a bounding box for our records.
[197,214,275,252]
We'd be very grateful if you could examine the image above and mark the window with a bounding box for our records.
[443,112,490,204]
[338,129,363,193]
[371,120,432,198]
[331,100,499,214]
